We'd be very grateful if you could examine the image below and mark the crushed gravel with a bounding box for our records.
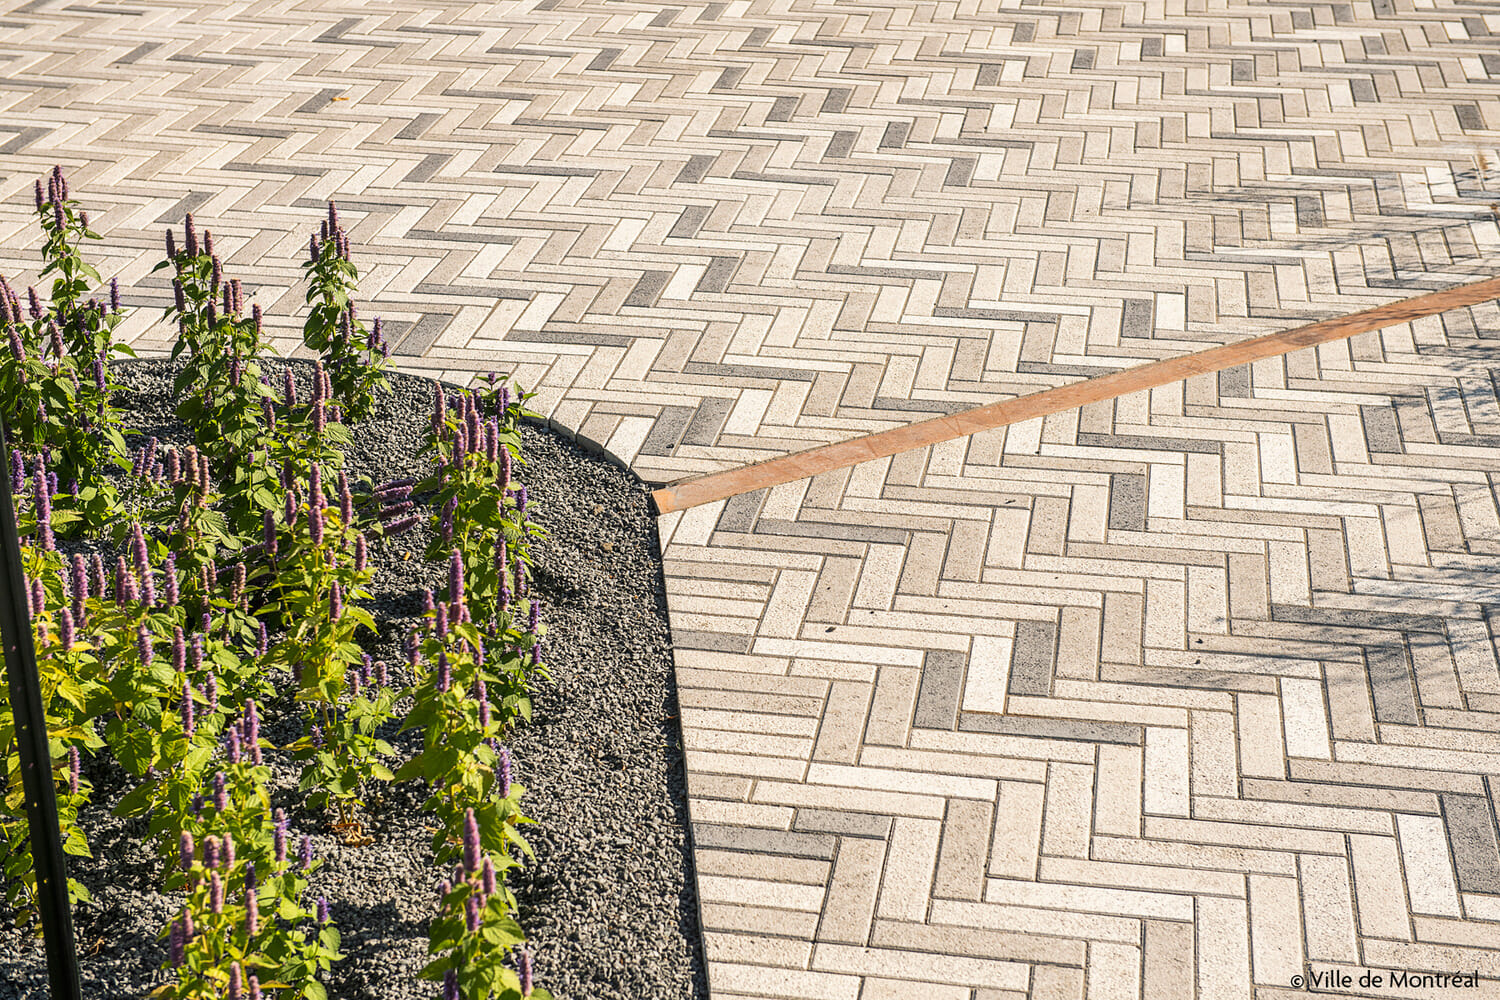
[0,357,708,1000]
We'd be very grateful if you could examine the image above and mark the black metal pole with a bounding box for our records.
[0,419,82,1000]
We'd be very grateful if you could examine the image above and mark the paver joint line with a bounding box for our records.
[651,275,1500,515]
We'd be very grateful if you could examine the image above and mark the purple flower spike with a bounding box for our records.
[443,969,459,1000]
[227,961,241,1000]
[435,602,448,638]
[437,651,450,692]
[256,622,269,658]
[226,727,241,764]
[245,881,258,936]
[184,214,197,256]
[529,598,540,634]
[465,893,480,933]
[93,356,105,392]
[519,948,533,997]
[182,909,193,942]
[300,835,313,871]
[168,917,184,968]
[163,554,178,606]
[481,856,496,898]
[448,549,463,605]
[88,551,105,605]
[214,771,228,812]
[33,469,52,551]
[110,277,120,313]
[137,623,153,668]
[463,808,480,874]
[180,831,194,871]
[360,653,373,685]
[422,589,435,617]
[130,523,148,575]
[205,672,218,715]
[499,745,511,798]
[329,582,341,621]
[316,896,329,924]
[172,627,186,672]
[375,660,388,687]
[58,608,74,652]
[383,513,419,537]
[190,634,203,673]
[224,835,235,870]
[67,745,79,796]
[274,809,288,865]
[9,451,23,495]
[204,836,219,872]
[263,509,278,558]
[354,533,367,573]
[248,976,260,1000]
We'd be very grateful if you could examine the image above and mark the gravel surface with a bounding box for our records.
[0,357,707,1000]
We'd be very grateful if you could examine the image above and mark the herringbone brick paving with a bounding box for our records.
[2,0,1499,996]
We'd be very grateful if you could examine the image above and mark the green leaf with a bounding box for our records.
[112,725,154,776]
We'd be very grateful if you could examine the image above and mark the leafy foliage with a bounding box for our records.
[0,171,554,999]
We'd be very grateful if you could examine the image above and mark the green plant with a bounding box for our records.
[300,202,391,423]
[0,169,555,1000]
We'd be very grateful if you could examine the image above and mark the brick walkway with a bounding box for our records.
[3,1,1500,997]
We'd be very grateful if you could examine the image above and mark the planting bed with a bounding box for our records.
[0,357,708,1000]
